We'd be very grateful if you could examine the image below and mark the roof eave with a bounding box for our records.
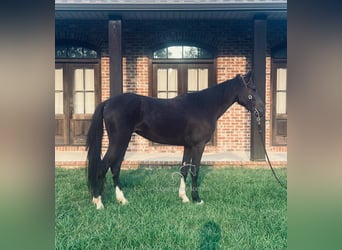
[55,3,287,12]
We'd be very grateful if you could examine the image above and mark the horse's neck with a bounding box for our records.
[208,79,239,120]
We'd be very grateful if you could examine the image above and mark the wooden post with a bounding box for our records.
[251,16,267,161]
[108,19,122,96]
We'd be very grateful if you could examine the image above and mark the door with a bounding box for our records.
[55,63,100,145]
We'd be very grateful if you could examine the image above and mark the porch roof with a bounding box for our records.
[56,0,287,9]
[55,0,287,20]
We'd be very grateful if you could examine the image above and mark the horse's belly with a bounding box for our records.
[135,131,184,145]
[134,122,186,146]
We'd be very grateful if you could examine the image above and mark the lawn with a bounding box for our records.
[55,167,287,249]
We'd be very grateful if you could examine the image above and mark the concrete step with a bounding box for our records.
[55,150,287,168]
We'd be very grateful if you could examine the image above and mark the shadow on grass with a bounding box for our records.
[199,220,221,250]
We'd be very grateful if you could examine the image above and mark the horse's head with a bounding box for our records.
[236,71,265,120]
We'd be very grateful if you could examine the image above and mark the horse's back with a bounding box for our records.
[103,93,142,126]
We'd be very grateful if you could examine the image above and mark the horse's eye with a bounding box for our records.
[248,94,253,100]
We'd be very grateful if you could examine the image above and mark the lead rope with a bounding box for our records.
[255,109,287,190]
[239,74,286,189]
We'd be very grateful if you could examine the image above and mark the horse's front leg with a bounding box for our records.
[179,164,190,203]
[190,165,204,204]
[179,147,191,203]
[190,144,205,204]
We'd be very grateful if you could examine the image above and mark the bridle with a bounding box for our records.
[239,74,287,190]
[239,74,262,124]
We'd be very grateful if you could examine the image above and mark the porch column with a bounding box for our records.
[251,16,267,161]
[108,18,123,96]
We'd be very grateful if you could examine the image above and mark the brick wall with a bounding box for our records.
[55,19,287,156]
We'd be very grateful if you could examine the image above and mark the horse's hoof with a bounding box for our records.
[96,204,105,210]
[115,187,128,205]
[120,199,128,205]
[117,197,128,205]
[182,198,190,203]
[195,200,204,205]
[92,196,105,209]
[180,195,190,203]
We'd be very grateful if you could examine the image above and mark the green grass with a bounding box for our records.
[55,167,287,249]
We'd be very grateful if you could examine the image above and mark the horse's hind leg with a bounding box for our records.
[111,150,128,205]
[104,131,132,205]
[92,160,109,209]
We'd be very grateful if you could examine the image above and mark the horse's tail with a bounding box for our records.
[86,101,106,196]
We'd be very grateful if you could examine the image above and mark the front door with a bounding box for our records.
[55,63,100,145]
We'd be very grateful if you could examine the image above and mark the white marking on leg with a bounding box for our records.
[115,186,128,205]
[179,177,190,203]
[92,196,104,210]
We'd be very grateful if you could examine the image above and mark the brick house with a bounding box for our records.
[55,0,287,167]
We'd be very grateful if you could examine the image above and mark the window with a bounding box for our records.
[272,59,287,145]
[153,64,212,97]
[188,68,209,92]
[151,45,216,144]
[55,68,64,115]
[73,68,96,114]
[153,45,213,59]
[55,45,98,59]
[156,67,178,98]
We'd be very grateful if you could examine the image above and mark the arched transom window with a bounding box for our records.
[55,45,98,59]
[153,45,213,59]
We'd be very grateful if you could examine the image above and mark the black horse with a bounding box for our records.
[87,71,265,209]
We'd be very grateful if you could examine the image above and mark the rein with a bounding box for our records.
[240,74,287,190]
[254,107,287,190]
